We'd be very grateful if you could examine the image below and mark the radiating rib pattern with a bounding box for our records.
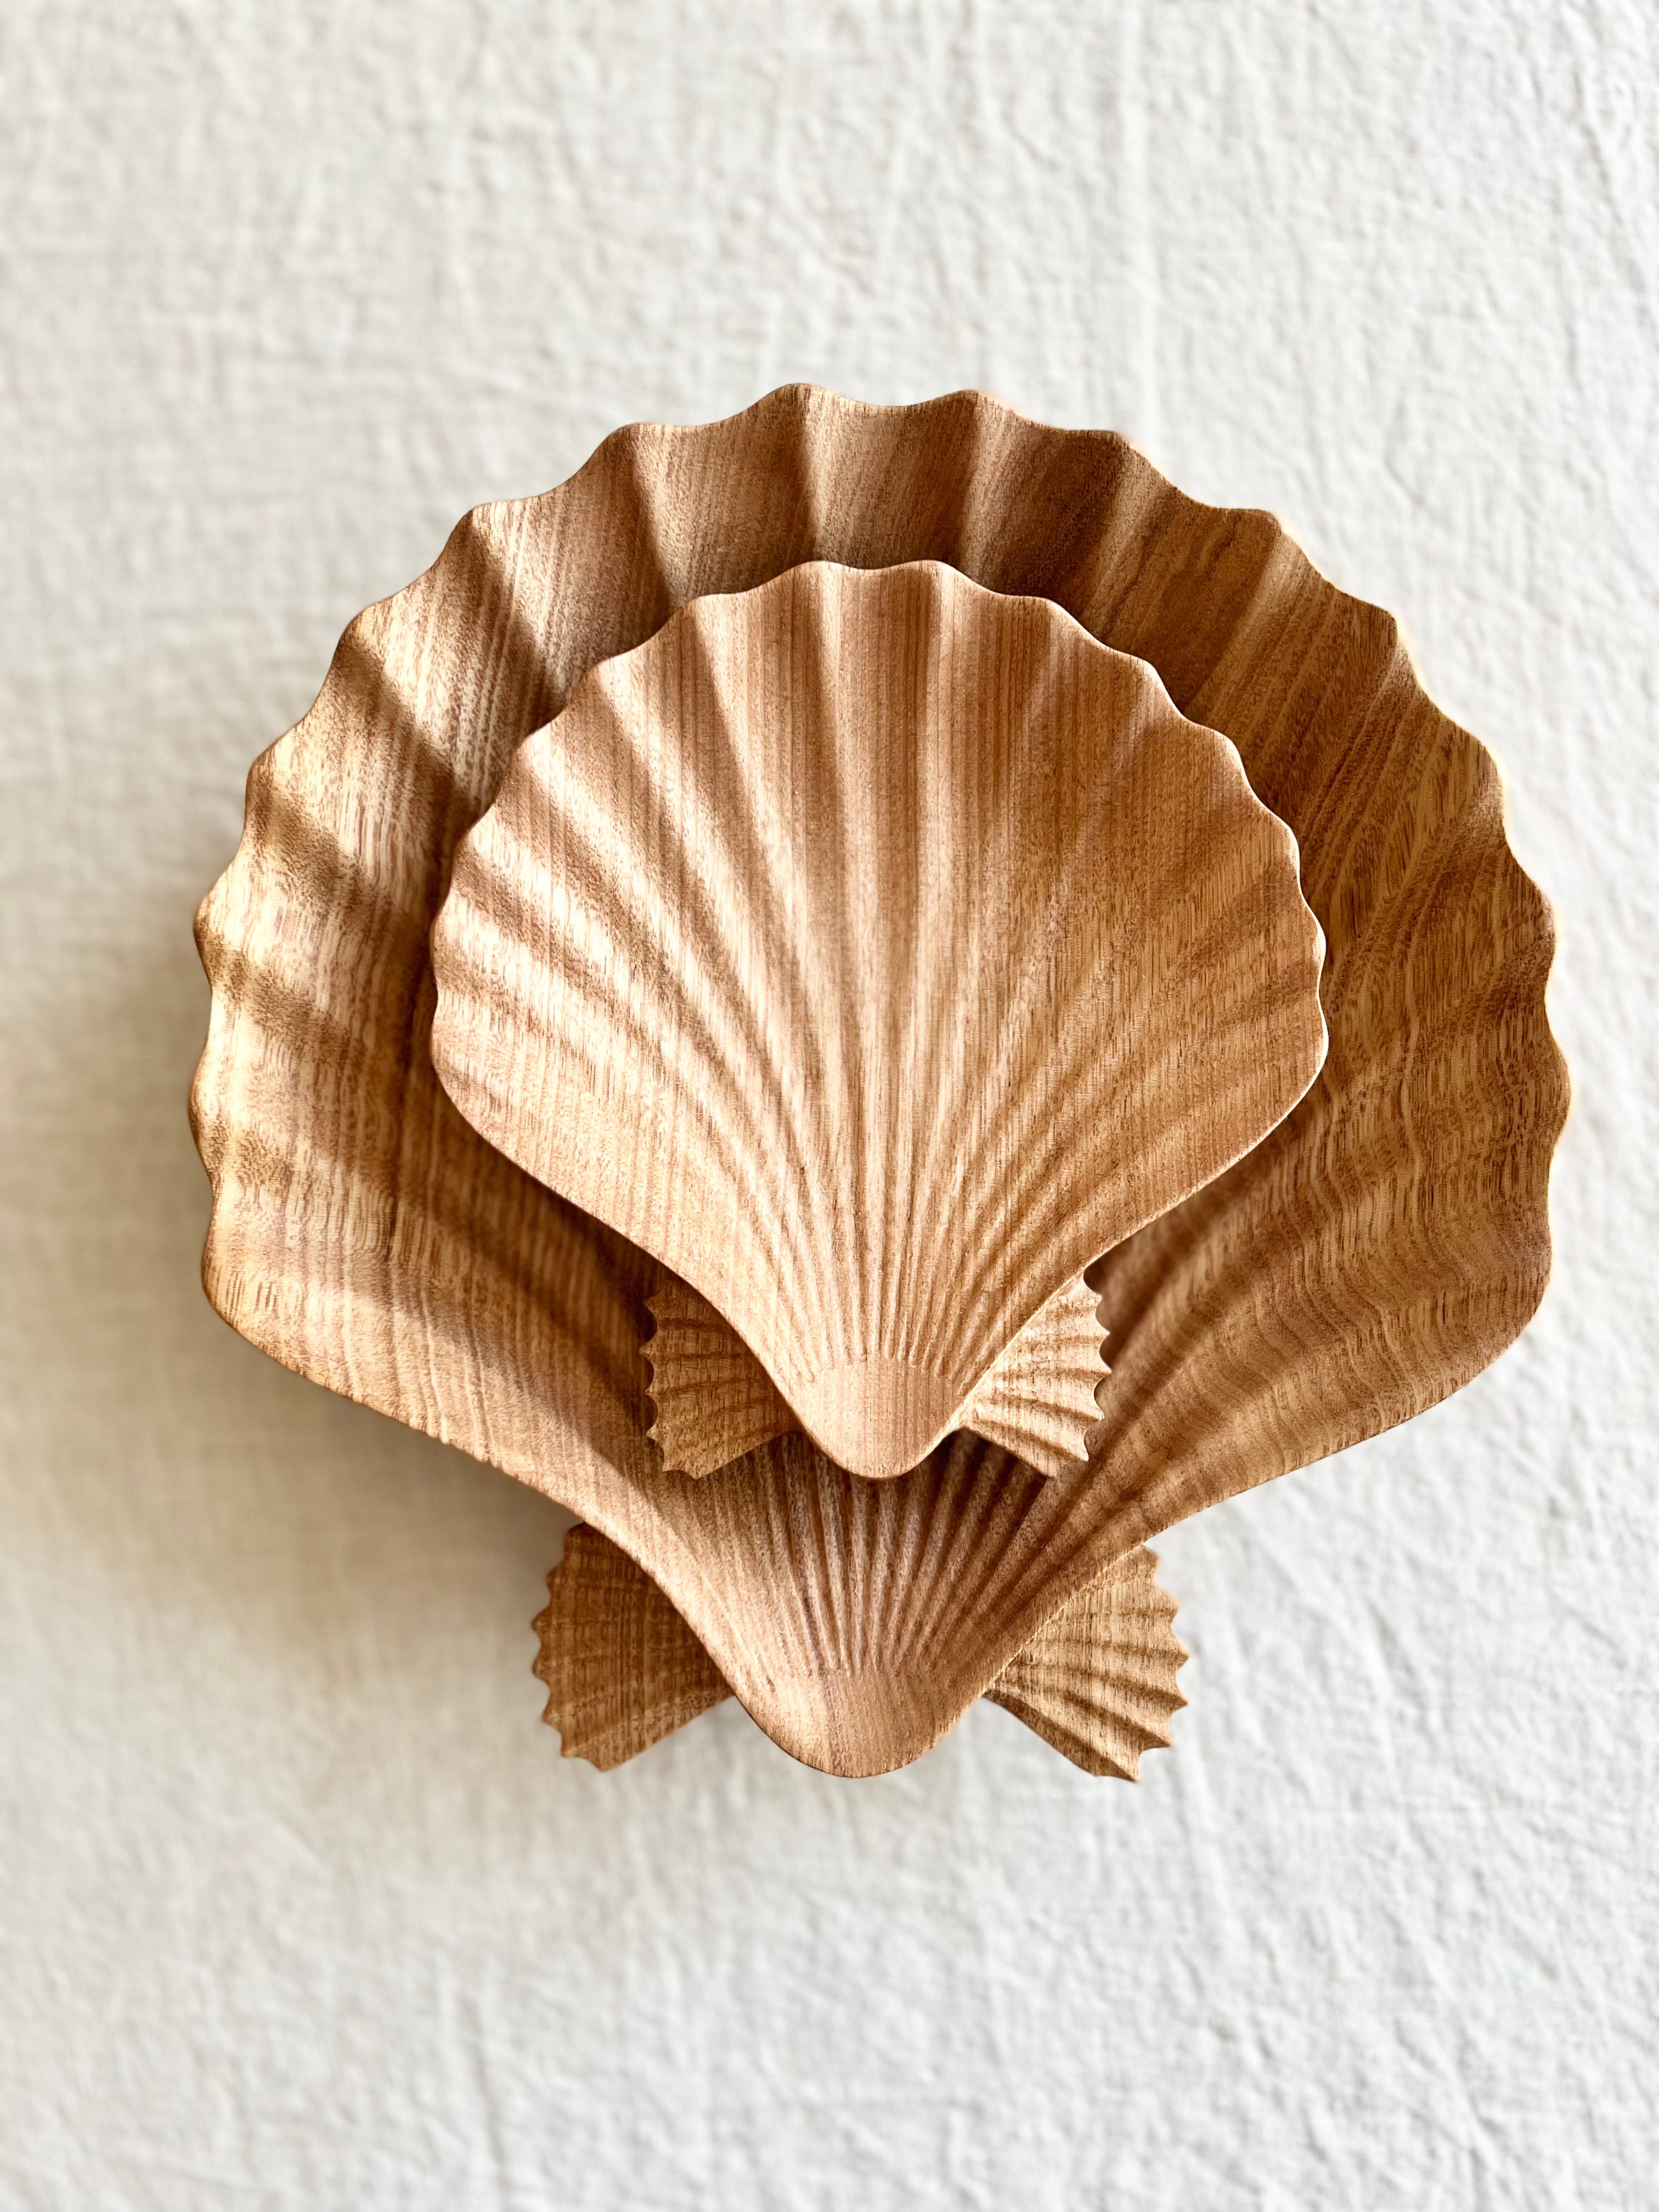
[960,1276,1109,1475]
[985,1546,1187,1779]
[537,1521,1184,1779]
[430,560,1325,1479]
[191,383,1567,1776]
[644,1276,795,1477]
[534,1524,728,1770]
[643,1267,1107,1479]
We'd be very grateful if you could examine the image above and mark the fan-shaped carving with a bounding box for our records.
[431,561,1327,1480]
[536,1521,1184,1780]
[984,1545,1186,1779]
[644,1276,797,1477]
[960,1275,1110,1474]
[533,1523,727,1770]
[191,385,1567,1775]
[644,1269,1109,1480]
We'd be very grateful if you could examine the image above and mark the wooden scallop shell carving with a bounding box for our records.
[536,1523,1185,1779]
[643,1270,1111,1479]
[430,560,1329,1481]
[190,384,1567,1776]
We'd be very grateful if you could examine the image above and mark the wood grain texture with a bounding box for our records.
[191,384,1568,1775]
[430,560,1326,1480]
[983,1548,1187,1780]
[961,1276,1112,1474]
[644,1275,798,1478]
[535,1522,1184,1779]
[533,1524,728,1770]
[644,1269,1111,1480]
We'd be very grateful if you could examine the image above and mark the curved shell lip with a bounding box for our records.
[188,380,1569,1778]
[553,1469,1203,1778]
[188,385,1237,949]
[428,554,1331,1482]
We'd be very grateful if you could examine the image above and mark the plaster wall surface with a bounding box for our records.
[2,5,1654,2205]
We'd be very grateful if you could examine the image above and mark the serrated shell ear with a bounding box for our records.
[643,1268,1108,1480]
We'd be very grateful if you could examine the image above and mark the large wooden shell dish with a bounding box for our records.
[430,561,1328,1480]
[190,385,1567,1777]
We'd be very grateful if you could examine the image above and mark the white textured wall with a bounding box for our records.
[3,4,1654,2205]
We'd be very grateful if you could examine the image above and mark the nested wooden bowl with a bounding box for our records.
[430,560,1327,1483]
[191,385,1567,1778]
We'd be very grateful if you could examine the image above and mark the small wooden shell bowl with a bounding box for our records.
[191,386,1567,1777]
[430,560,1327,1482]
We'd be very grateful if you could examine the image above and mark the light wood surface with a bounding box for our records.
[644,1269,1113,1480]
[983,1547,1187,1779]
[533,1524,728,1771]
[431,560,1327,1481]
[642,1275,799,1479]
[191,384,1568,1776]
[536,1524,1185,1779]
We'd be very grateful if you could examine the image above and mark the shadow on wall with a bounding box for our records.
[8,820,575,1705]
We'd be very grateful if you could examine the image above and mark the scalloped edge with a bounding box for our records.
[190,381,1569,1777]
